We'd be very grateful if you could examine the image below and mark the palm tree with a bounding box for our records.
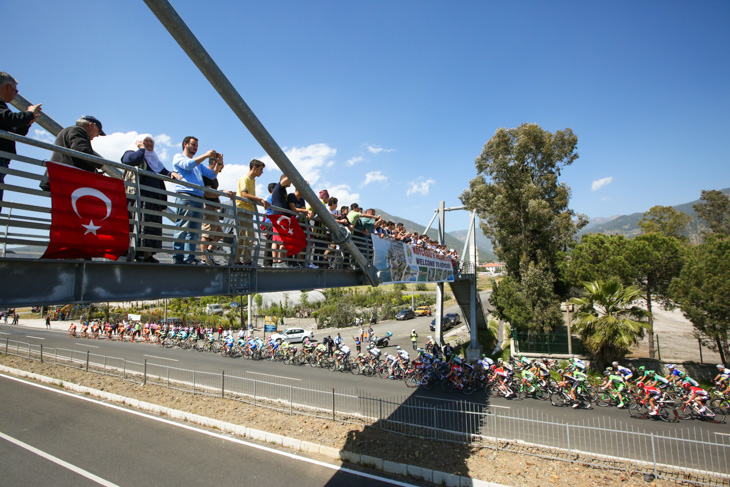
[570,279,651,370]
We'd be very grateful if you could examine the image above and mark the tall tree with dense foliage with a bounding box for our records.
[571,280,651,370]
[693,190,730,237]
[625,234,685,358]
[460,123,586,331]
[563,234,633,287]
[637,205,691,239]
[670,237,730,364]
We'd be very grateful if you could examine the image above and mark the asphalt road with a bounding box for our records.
[0,374,421,487]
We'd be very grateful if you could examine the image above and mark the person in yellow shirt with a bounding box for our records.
[235,159,269,265]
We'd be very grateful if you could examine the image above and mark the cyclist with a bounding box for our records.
[491,363,515,398]
[333,344,351,369]
[520,365,538,394]
[570,357,586,373]
[600,369,627,408]
[367,344,382,368]
[389,346,410,377]
[68,323,77,337]
[635,366,656,384]
[612,361,633,382]
[444,356,465,389]
[714,364,730,396]
[682,382,711,416]
[646,369,671,390]
[314,342,328,363]
[637,381,663,416]
[665,364,684,385]
[558,367,587,408]
[223,333,234,353]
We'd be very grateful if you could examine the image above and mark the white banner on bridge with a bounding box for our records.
[371,236,455,284]
[128,313,142,322]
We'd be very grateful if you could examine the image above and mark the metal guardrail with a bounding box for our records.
[3,338,728,486]
[0,129,372,268]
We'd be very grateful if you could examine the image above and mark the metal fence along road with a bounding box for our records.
[3,338,729,486]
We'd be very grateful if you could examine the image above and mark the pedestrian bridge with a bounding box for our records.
[0,130,479,315]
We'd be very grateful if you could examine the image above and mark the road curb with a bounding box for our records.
[0,364,506,487]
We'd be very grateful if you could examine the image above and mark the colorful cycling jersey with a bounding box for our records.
[682,376,699,387]
[571,358,586,371]
[315,343,327,352]
[494,367,509,378]
[573,371,587,382]
[644,386,661,397]
[720,369,730,381]
[616,365,632,379]
[338,345,351,355]
[608,374,625,387]
[480,357,494,369]
[521,369,535,380]
[451,363,463,374]
[535,362,550,375]
[652,373,669,385]
[670,369,684,378]
[398,350,410,361]
[369,347,381,358]
[689,386,708,399]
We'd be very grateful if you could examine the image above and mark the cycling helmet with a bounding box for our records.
[667,364,675,370]
[638,366,645,372]
[497,358,503,364]
[603,370,610,377]
[557,369,564,375]
[683,381,691,389]
[612,361,619,367]
[717,364,726,370]
[367,345,373,350]
[396,346,401,350]
[637,382,645,388]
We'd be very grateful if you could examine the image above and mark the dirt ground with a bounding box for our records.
[628,306,721,363]
[1,354,680,487]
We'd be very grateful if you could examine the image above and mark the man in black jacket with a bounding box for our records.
[49,115,106,173]
[0,71,42,203]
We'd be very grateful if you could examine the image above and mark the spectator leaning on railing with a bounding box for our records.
[171,136,220,265]
[235,159,269,265]
[0,71,42,204]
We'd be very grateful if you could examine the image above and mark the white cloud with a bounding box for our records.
[406,178,435,196]
[367,145,395,154]
[346,156,364,166]
[327,183,360,207]
[32,128,55,144]
[364,171,387,185]
[591,176,613,191]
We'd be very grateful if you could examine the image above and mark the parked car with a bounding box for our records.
[414,306,432,316]
[269,328,314,343]
[395,309,416,321]
[206,304,224,315]
[429,313,461,331]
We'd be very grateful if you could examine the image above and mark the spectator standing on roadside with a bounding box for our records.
[45,315,51,329]
[354,336,361,354]
[50,116,106,174]
[410,329,418,350]
[269,174,292,267]
[235,159,269,265]
[171,136,219,264]
[0,72,42,204]
[12,312,19,325]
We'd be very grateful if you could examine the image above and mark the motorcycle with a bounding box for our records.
[372,331,392,348]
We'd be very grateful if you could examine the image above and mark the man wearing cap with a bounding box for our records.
[49,115,106,173]
[0,72,42,203]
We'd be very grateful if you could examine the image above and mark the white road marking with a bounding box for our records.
[0,374,417,487]
[488,405,511,409]
[246,371,301,381]
[144,355,178,362]
[76,344,99,349]
[0,332,9,335]
[0,430,121,487]
[26,336,44,340]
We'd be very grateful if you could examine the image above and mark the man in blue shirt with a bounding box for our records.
[172,136,218,264]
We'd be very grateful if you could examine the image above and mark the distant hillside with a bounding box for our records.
[374,209,495,260]
[579,187,730,238]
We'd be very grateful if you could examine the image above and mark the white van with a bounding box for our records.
[206,304,224,315]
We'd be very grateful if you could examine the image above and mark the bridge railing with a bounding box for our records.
[0,129,372,269]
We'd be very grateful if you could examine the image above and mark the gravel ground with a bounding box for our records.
[0,354,679,487]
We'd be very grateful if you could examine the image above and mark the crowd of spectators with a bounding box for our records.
[0,69,459,269]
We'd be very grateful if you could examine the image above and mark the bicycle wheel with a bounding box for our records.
[711,398,730,416]
[595,391,615,407]
[708,407,726,424]
[629,402,648,419]
[677,404,697,420]
[405,375,420,388]
[550,391,567,407]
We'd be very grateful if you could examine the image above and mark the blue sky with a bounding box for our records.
[4,1,729,231]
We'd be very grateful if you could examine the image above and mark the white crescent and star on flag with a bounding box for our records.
[71,187,113,236]
[275,215,295,236]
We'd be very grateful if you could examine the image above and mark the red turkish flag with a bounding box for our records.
[270,214,307,255]
[42,162,130,260]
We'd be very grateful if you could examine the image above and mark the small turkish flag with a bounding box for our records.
[42,162,130,260]
[270,214,307,255]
